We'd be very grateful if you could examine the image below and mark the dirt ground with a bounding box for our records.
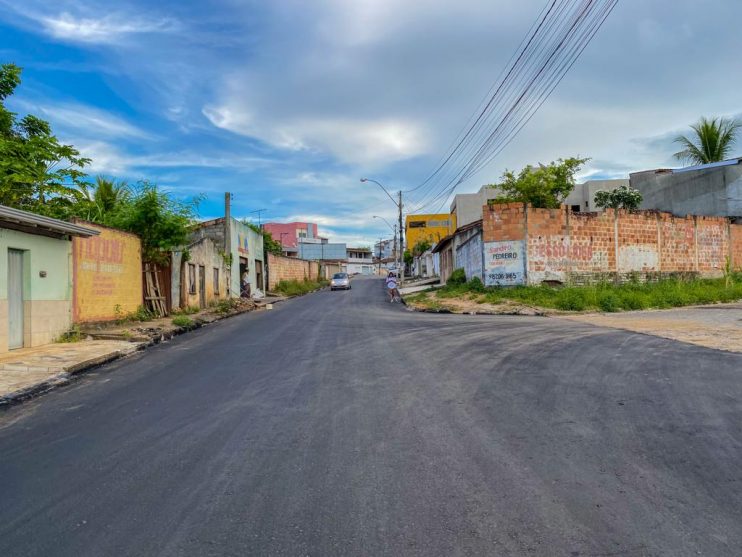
[405,291,544,315]
[407,292,742,353]
[563,303,742,353]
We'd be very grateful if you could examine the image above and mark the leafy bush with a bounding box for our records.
[467,276,486,293]
[597,291,620,312]
[555,288,588,311]
[57,325,84,343]
[214,299,239,314]
[172,316,194,328]
[594,185,643,211]
[448,268,467,286]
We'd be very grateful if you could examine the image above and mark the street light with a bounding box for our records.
[362,178,404,280]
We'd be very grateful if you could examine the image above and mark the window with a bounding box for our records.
[188,264,196,294]
[409,221,426,228]
[570,205,581,213]
[213,267,220,294]
[427,219,450,228]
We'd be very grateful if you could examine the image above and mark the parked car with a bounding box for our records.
[330,272,351,290]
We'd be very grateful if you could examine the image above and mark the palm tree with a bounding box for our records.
[75,176,130,224]
[673,116,741,165]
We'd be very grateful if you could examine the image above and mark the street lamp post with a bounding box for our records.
[364,178,404,280]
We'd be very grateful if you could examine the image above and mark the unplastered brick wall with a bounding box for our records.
[482,203,742,285]
[267,254,320,290]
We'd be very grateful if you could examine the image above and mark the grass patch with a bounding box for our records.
[434,275,742,313]
[274,279,328,296]
[171,315,195,328]
[57,325,85,343]
[214,299,240,314]
[114,304,156,325]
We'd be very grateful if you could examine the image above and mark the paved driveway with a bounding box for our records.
[1,276,741,556]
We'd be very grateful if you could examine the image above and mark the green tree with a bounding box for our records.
[491,157,589,209]
[594,184,643,211]
[673,116,741,165]
[0,63,90,216]
[75,176,131,224]
[111,183,198,264]
[412,239,432,256]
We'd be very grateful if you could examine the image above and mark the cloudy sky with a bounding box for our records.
[1,0,741,245]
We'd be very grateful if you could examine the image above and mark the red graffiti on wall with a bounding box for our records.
[532,239,593,261]
[81,237,124,263]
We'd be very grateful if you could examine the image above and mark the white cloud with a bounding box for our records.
[0,1,181,45]
[40,11,178,44]
[204,102,429,165]
[17,101,153,140]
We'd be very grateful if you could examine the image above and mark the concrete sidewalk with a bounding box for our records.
[563,303,742,353]
[0,340,143,405]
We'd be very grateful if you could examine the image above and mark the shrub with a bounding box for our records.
[172,316,194,328]
[555,288,588,311]
[57,325,84,343]
[467,276,486,293]
[597,291,620,312]
[448,268,467,286]
[215,299,239,314]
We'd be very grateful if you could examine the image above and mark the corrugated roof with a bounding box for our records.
[0,205,99,238]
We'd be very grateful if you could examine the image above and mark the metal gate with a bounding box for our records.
[8,249,24,349]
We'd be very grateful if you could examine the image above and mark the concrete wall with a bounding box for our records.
[267,254,320,290]
[180,237,228,308]
[455,231,483,281]
[230,218,265,296]
[405,214,452,251]
[631,162,742,218]
[298,242,347,260]
[482,202,742,285]
[451,186,499,229]
[563,179,629,212]
[1,228,73,352]
[71,221,142,322]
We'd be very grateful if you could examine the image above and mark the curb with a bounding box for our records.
[0,347,140,408]
[0,304,266,410]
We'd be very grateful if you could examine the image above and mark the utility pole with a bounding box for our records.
[398,190,404,280]
[377,237,383,274]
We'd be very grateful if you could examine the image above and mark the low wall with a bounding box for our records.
[267,254,320,290]
[482,203,742,285]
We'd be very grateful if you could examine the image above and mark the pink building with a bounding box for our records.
[263,222,320,256]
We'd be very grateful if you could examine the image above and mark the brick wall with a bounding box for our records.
[267,254,320,290]
[731,223,742,272]
[482,203,742,285]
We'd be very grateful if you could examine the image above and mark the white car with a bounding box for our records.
[330,272,351,290]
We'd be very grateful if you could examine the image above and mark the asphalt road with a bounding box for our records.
[1,276,741,556]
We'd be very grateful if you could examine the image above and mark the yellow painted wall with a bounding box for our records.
[405,213,454,251]
[72,222,143,322]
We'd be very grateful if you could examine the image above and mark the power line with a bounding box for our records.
[407,0,618,215]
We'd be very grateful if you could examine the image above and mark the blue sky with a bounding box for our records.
[2,0,741,246]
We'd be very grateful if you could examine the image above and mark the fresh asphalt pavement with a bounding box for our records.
[1,276,741,556]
